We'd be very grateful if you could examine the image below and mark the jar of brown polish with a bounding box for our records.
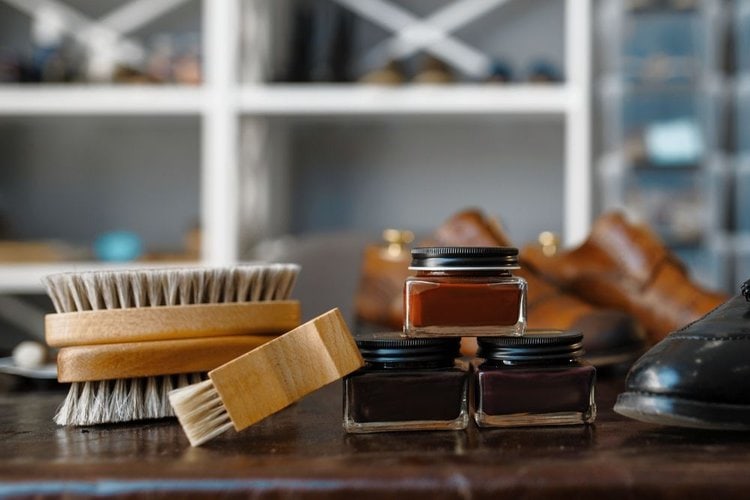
[404,247,527,337]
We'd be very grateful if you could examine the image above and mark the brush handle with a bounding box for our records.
[57,335,276,382]
[209,308,364,432]
[46,301,300,347]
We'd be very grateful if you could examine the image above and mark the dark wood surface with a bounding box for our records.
[2,371,750,499]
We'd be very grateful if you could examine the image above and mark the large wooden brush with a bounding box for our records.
[43,264,300,426]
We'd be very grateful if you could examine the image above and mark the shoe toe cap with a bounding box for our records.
[626,336,750,405]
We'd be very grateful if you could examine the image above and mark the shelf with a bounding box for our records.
[0,84,576,117]
[0,262,198,293]
[238,84,575,116]
[0,85,204,115]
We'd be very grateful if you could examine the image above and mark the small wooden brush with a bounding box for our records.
[43,264,300,426]
[169,308,364,446]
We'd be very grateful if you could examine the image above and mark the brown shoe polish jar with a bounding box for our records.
[404,247,527,337]
[343,333,469,433]
[473,330,596,427]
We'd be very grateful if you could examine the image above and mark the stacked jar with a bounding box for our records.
[344,247,596,433]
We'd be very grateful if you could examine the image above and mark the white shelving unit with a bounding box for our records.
[237,84,574,116]
[0,0,591,293]
[0,86,204,115]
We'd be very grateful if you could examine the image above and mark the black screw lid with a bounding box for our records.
[355,332,461,369]
[477,330,584,363]
[409,246,519,270]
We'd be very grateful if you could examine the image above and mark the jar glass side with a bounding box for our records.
[343,362,469,433]
[472,359,596,428]
[404,273,527,337]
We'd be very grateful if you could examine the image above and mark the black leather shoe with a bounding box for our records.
[615,284,750,430]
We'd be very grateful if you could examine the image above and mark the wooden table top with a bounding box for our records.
[2,371,750,499]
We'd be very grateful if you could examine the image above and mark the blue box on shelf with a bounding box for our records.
[735,0,750,76]
[598,0,722,83]
[733,78,750,156]
[599,77,725,166]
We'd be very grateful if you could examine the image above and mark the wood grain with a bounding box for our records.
[57,335,276,382]
[45,301,300,347]
[7,379,750,498]
[210,308,364,431]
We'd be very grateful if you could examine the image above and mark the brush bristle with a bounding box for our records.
[54,373,205,426]
[45,264,300,426]
[169,379,234,446]
[43,264,301,313]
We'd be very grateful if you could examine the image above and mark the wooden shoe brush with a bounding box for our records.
[169,309,364,446]
[43,264,300,426]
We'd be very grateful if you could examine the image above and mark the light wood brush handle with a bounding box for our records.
[169,308,365,446]
[212,308,363,431]
[46,301,300,347]
[57,335,275,382]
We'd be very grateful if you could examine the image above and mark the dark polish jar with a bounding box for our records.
[473,330,596,427]
[404,247,527,337]
[343,332,469,433]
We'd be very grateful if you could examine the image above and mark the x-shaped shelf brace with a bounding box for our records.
[331,0,512,78]
[1,0,191,79]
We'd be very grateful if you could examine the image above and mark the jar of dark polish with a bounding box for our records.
[343,332,469,433]
[473,330,596,428]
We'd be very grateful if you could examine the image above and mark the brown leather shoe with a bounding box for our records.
[354,229,414,330]
[430,209,647,366]
[522,211,728,344]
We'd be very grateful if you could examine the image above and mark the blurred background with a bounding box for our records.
[0,0,746,355]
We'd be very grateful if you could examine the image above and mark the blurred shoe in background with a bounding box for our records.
[353,208,648,367]
[412,55,455,84]
[354,228,413,329]
[360,60,407,85]
[430,209,647,366]
[522,211,728,344]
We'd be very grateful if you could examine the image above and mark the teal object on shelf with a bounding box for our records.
[644,118,703,166]
[93,231,144,262]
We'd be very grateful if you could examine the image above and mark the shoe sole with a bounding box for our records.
[615,392,750,431]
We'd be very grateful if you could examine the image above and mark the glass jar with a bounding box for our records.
[343,333,469,433]
[404,247,527,337]
[473,330,596,427]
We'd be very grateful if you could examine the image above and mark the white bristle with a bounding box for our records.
[168,379,234,447]
[192,269,207,303]
[235,267,252,302]
[261,265,281,301]
[54,374,207,426]
[147,272,164,307]
[178,270,193,305]
[206,268,225,303]
[144,377,161,419]
[99,273,119,310]
[67,274,88,312]
[131,271,148,308]
[161,376,175,416]
[222,268,237,303]
[45,264,300,426]
[44,264,299,314]
[114,272,131,309]
[82,273,103,310]
[250,267,265,302]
